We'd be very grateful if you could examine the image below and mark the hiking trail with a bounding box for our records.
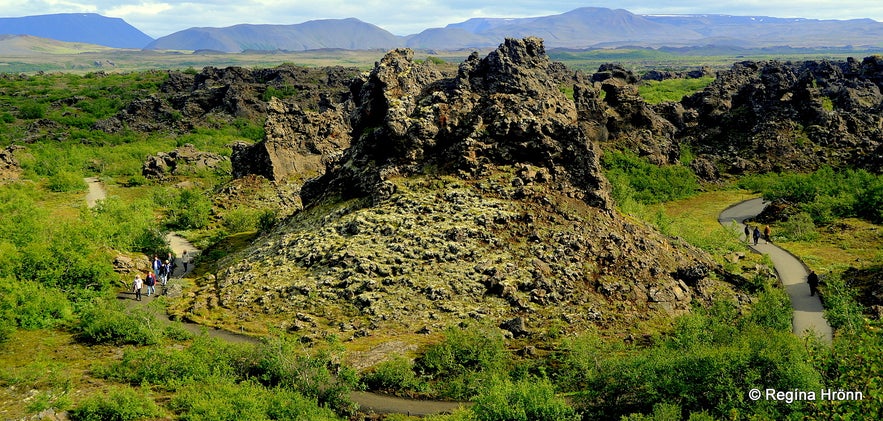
[719,197,833,343]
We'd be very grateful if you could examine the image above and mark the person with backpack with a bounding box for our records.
[753,226,761,246]
[145,271,157,296]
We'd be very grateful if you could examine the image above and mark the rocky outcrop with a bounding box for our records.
[0,144,22,180]
[303,37,611,211]
[230,97,351,182]
[96,65,360,135]
[176,38,741,340]
[594,64,684,166]
[642,67,712,81]
[680,57,883,175]
[142,144,227,179]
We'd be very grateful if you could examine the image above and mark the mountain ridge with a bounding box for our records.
[3,8,883,53]
[0,13,153,49]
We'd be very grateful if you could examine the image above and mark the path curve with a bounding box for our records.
[84,177,199,278]
[719,197,833,343]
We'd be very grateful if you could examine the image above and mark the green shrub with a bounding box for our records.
[69,386,161,421]
[243,335,358,414]
[167,188,213,229]
[415,323,508,399]
[257,209,278,232]
[362,355,427,393]
[0,310,14,343]
[472,377,577,421]
[0,279,73,329]
[74,300,161,346]
[740,167,883,224]
[18,223,116,293]
[132,227,171,256]
[741,287,792,332]
[778,212,819,241]
[222,207,260,233]
[577,300,822,419]
[855,177,883,223]
[813,327,883,417]
[602,150,699,205]
[47,170,86,192]
[95,335,244,389]
[419,324,507,377]
[819,271,864,332]
[169,377,340,421]
[551,330,621,392]
[19,102,46,119]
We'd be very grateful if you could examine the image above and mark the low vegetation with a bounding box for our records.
[638,76,715,104]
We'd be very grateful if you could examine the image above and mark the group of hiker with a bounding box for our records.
[132,251,189,301]
[743,223,772,246]
[743,222,822,297]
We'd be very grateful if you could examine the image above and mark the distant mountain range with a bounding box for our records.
[0,13,152,49]
[2,8,883,53]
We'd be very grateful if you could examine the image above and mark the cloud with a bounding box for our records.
[106,2,173,17]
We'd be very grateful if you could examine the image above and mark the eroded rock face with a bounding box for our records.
[142,143,227,179]
[303,37,611,211]
[681,57,883,174]
[230,97,351,182]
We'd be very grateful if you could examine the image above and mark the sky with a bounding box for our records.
[4,1,883,39]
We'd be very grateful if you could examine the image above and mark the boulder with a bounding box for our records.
[0,144,23,180]
[142,143,227,179]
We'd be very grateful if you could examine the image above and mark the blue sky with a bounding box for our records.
[4,1,883,38]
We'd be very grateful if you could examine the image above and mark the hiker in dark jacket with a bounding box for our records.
[753,226,761,246]
[807,271,820,296]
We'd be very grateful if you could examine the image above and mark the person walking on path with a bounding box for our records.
[763,225,771,243]
[753,226,761,246]
[161,260,171,286]
[132,274,143,301]
[744,224,751,242]
[807,270,820,296]
[145,271,156,297]
[152,255,162,274]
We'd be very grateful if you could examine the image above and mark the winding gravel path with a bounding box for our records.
[719,197,833,343]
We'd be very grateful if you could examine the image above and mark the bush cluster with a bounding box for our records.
[740,166,883,224]
[74,300,163,346]
[574,299,821,419]
[69,386,161,421]
[415,323,509,400]
[95,334,357,416]
[603,149,699,207]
